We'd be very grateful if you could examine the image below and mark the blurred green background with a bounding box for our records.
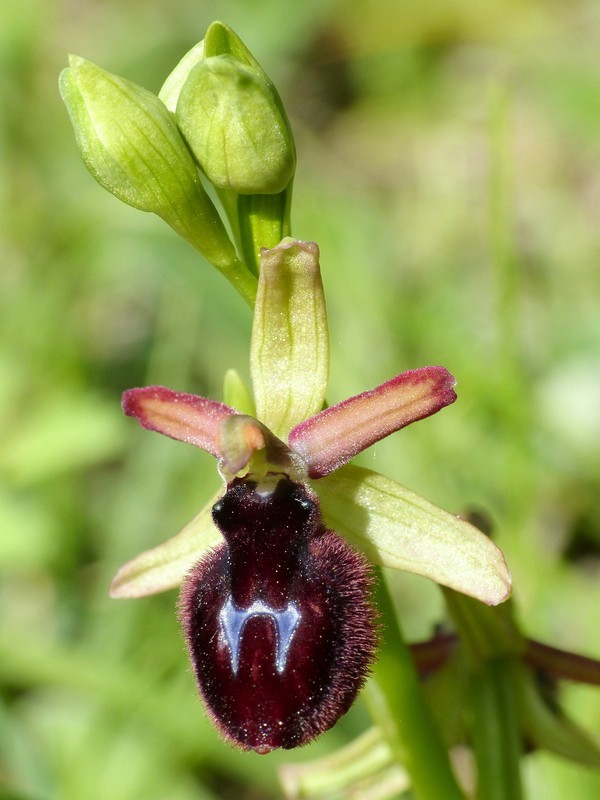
[1,0,599,797]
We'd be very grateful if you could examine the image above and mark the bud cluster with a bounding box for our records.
[60,22,297,305]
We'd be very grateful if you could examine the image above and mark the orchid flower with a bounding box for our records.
[111,239,510,607]
[109,238,510,751]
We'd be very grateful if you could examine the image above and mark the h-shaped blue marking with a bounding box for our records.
[219,595,301,674]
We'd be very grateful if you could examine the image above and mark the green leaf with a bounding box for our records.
[316,464,512,606]
[110,492,222,598]
[517,667,600,767]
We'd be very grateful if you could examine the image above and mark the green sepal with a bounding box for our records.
[202,21,295,172]
[250,239,329,439]
[202,21,295,268]
[109,491,222,598]
[166,22,296,271]
[158,20,266,116]
[316,464,512,606]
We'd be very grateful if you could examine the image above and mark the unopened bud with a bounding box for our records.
[59,55,239,272]
[176,55,295,195]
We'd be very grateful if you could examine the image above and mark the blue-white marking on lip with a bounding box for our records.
[219,596,301,674]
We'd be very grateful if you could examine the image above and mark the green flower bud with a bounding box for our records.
[176,55,296,195]
[203,20,265,72]
[158,19,264,112]
[59,55,248,285]
[159,40,205,113]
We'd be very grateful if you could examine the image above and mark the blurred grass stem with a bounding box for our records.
[472,658,524,800]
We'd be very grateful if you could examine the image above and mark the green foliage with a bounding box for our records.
[1,0,599,797]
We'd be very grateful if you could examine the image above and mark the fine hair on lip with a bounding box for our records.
[179,475,378,752]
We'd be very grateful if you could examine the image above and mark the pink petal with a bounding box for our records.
[122,386,237,456]
[289,367,457,478]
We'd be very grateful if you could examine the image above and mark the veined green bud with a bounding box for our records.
[176,55,296,195]
[159,40,205,113]
[158,20,264,114]
[59,55,240,275]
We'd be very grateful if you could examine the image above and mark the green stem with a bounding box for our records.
[158,182,259,308]
[172,223,258,308]
[472,659,523,800]
[186,244,257,308]
[442,590,524,799]
[237,184,293,276]
[215,254,258,308]
[442,589,523,665]
[364,570,465,800]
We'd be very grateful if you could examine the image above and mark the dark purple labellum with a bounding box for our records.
[179,476,377,752]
